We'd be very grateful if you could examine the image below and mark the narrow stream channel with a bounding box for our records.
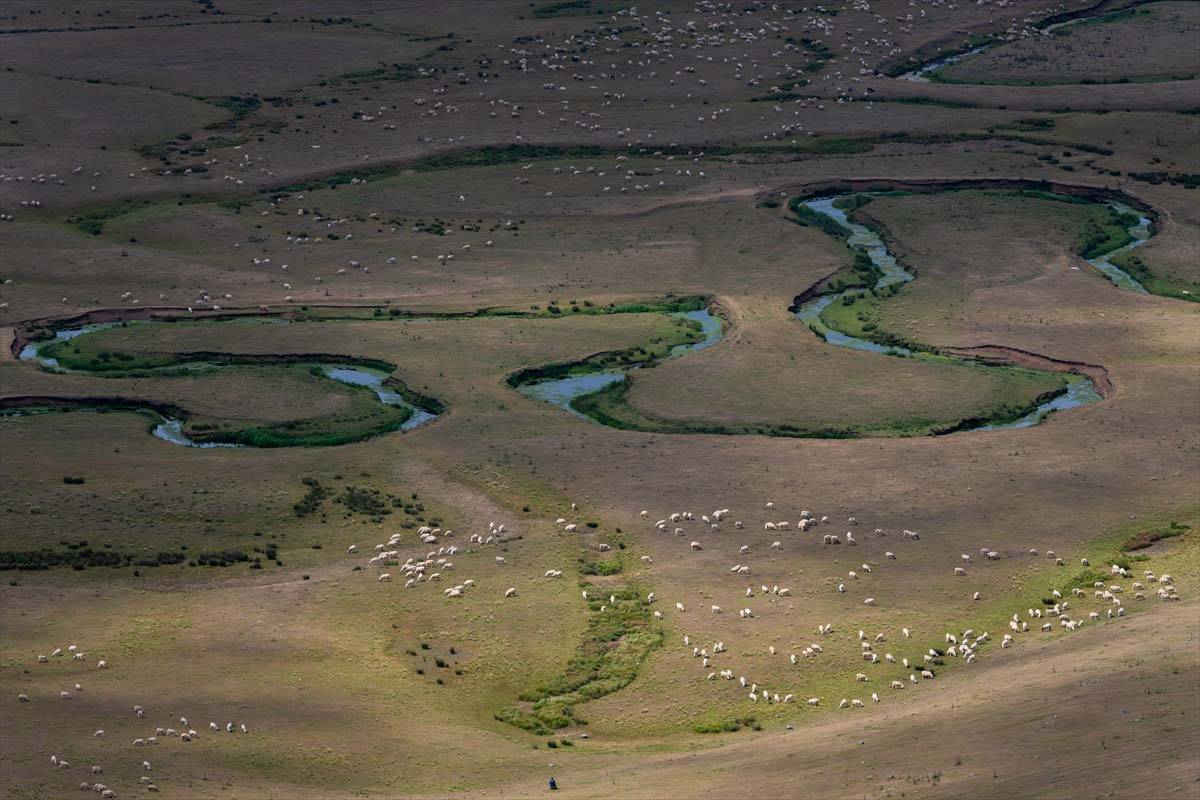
[16,335,438,446]
[520,192,1144,432]
[900,11,1110,82]
[516,309,723,420]
[790,195,1137,430]
[10,194,1149,442]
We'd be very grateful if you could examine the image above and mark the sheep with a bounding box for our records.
[504,587,517,598]
[690,541,703,551]
[806,697,820,706]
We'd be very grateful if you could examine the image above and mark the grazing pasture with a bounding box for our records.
[933,2,1200,86]
[0,1,1197,797]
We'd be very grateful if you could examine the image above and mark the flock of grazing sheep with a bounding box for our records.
[0,0,1076,319]
[4,2,1191,794]
[21,642,251,798]
[351,496,1183,721]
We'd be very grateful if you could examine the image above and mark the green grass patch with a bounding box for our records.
[496,583,662,735]
[580,558,623,576]
[1077,206,1139,259]
[695,716,758,734]
[190,401,412,449]
[1107,252,1200,302]
[65,201,149,235]
[787,197,850,240]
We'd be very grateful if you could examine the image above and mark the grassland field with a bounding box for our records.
[0,1,1197,798]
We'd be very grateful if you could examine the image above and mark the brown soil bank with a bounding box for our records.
[946,345,1114,398]
[0,394,188,419]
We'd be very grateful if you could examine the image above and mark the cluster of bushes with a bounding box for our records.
[787,198,850,239]
[335,486,392,516]
[0,547,187,571]
[1126,172,1200,189]
[293,477,330,517]
[136,552,187,567]
[390,493,426,517]
[191,550,251,567]
[1077,210,1139,259]
[580,559,622,576]
[2,548,125,571]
